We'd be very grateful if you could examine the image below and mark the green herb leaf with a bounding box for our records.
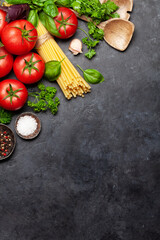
[85,49,96,59]
[43,0,59,18]
[32,0,46,7]
[79,26,100,59]
[71,0,119,21]
[104,0,119,15]
[55,0,71,7]
[0,108,12,124]
[71,1,81,14]
[82,37,99,49]
[27,10,39,27]
[77,65,104,84]
[109,12,120,18]
[87,22,104,40]
[44,58,64,81]
[28,83,60,115]
[6,0,32,4]
[39,11,61,37]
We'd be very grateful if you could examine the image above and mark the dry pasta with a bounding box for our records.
[36,20,91,99]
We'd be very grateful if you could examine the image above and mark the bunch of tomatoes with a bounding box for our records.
[0,9,45,111]
[0,7,78,111]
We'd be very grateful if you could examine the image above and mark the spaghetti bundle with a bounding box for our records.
[36,21,91,99]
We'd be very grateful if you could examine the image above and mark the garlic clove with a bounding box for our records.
[69,39,83,55]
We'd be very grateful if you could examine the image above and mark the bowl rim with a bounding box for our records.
[0,123,16,161]
[15,112,41,140]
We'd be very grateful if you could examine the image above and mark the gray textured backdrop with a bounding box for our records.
[0,0,160,239]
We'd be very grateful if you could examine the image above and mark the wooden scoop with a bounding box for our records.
[103,18,134,51]
[71,0,135,51]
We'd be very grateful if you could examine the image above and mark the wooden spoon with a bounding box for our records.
[103,18,134,51]
[71,0,135,51]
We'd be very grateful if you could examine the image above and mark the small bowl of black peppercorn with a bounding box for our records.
[0,124,16,161]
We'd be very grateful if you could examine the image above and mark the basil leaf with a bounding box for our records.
[39,11,61,37]
[1,4,30,22]
[32,0,46,7]
[55,0,71,7]
[77,65,104,84]
[27,10,39,27]
[83,69,104,84]
[6,0,31,4]
[44,60,62,81]
[43,0,58,18]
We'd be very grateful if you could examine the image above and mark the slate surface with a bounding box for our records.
[0,1,160,239]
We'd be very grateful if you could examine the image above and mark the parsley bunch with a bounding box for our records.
[71,0,119,24]
[27,83,60,115]
[79,26,99,59]
[79,22,104,59]
[72,0,119,59]
[0,108,12,124]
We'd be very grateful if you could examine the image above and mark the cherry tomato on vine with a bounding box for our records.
[0,47,13,78]
[13,52,45,84]
[0,79,28,111]
[54,7,78,39]
[1,20,38,55]
[0,9,7,37]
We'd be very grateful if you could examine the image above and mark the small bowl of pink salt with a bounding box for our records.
[15,112,41,140]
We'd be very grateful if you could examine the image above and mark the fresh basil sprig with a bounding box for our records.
[43,0,58,18]
[27,9,39,27]
[39,11,61,37]
[44,58,65,81]
[77,65,104,84]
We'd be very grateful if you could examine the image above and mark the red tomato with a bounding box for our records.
[13,52,45,84]
[54,7,78,39]
[1,20,38,55]
[0,47,13,78]
[0,9,7,37]
[0,79,28,111]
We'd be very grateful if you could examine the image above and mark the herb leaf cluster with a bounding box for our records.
[6,0,58,17]
[79,22,104,59]
[71,0,119,24]
[28,83,60,114]
[71,0,119,59]
[0,108,12,124]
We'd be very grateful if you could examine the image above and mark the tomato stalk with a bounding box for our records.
[55,12,75,34]
[14,24,37,43]
[0,41,4,47]
[2,84,23,104]
[0,54,7,60]
[22,53,41,75]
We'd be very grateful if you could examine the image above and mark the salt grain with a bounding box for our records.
[16,115,38,136]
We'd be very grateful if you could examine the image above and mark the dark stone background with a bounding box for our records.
[0,0,160,239]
